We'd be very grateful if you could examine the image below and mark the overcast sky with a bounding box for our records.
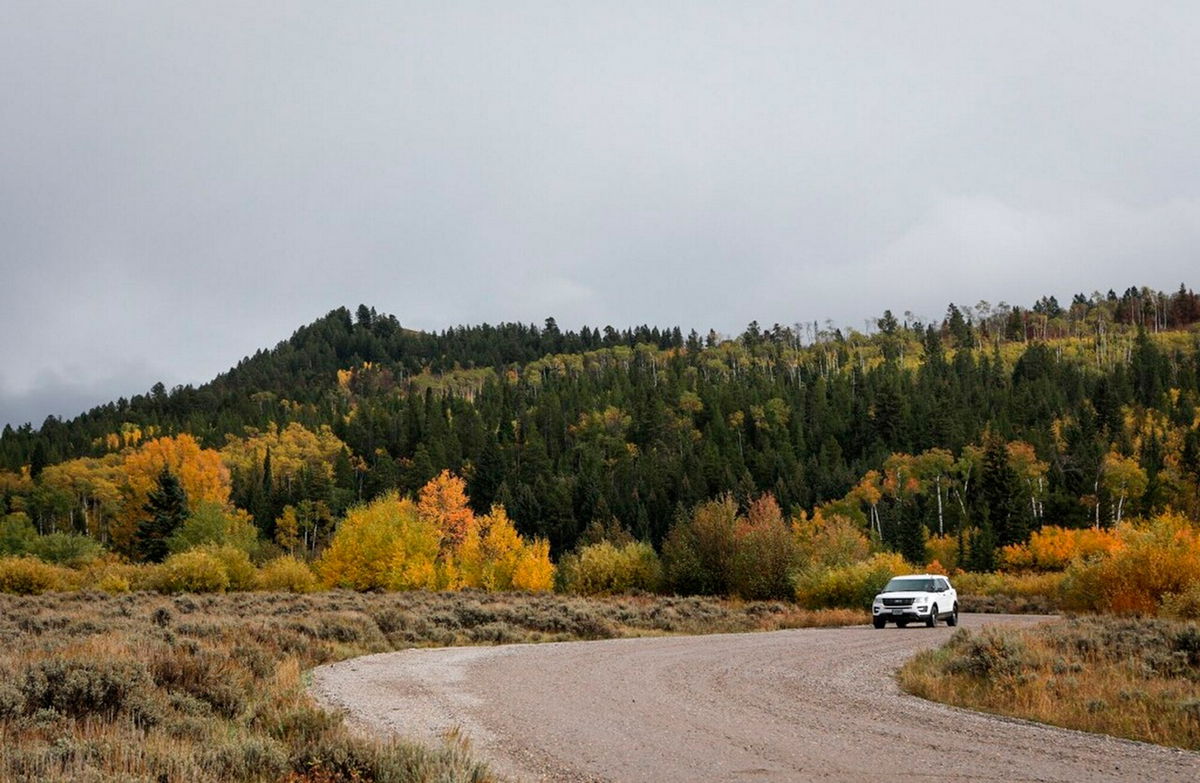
[2,2,1199,428]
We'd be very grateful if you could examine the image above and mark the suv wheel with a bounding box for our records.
[946,604,959,627]
[872,616,886,629]
[925,604,938,628]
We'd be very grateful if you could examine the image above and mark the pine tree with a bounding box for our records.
[134,467,189,563]
[979,433,1025,548]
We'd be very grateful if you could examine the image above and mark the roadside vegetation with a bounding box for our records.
[0,590,860,782]
[899,616,1200,750]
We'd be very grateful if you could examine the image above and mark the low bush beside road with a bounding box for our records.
[899,616,1200,751]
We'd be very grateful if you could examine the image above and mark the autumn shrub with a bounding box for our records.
[0,556,64,594]
[792,552,912,609]
[77,558,143,594]
[999,525,1121,571]
[1062,514,1200,614]
[558,541,664,595]
[153,549,231,593]
[661,495,739,595]
[317,493,440,591]
[201,544,258,590]
[792,511,871,569]
[729,496,797,600]
[1161,582,1200,620]
[953,571,1065,600]
[257,556,318,593]
[924,534,959,571]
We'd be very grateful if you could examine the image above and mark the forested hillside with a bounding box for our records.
[2,285,1199,564]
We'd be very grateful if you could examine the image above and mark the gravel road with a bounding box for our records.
[311,614,1200,782]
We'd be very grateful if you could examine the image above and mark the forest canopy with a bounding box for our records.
[2,284,1199,568]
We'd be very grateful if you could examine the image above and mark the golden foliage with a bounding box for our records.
[924,534,960,571]
[316,493,440,591]
[152,549,231,593]
[114,434,232,553]
[558,540,662,595]
[417,470,475,548]
[793,510,871,569]
[0,556,64,594]
[793,551,913,610]
[275,505,300,554]
[999,525,1121,571]
[511,537,555,592]
[1063,513,1200,614]
[221,422,347,485]
[317,484,553,593]
[256,556,318,593]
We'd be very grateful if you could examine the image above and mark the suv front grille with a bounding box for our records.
[882,597,914,607]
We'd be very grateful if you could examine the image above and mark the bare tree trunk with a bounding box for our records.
[935,476,944,535]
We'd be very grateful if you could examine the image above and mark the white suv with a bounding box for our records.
[871,574,958,629]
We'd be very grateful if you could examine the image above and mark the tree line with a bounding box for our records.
[2,284,1199,566]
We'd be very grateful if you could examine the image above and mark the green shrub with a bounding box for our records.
[167,502,261,556]
[256,556,317,593]
[792,552,912,609]
[21,658,152,720]
[153,550,230,593]
[943,627,1033,678]
[558,541,663,595]
[0,513,36,556]
[0,556,62,595]
[26,532,103,566]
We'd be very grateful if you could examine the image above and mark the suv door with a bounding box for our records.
[934,578,951,616]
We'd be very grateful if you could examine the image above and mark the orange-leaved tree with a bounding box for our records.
[113,434,231,554]
[417,470,475,549]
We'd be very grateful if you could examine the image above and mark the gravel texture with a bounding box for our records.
[310,614,1200,782]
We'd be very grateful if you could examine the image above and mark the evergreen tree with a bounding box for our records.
[979,433,1025,548]
[134,467,189,563]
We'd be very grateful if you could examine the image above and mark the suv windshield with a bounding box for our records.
[883,578,936,593]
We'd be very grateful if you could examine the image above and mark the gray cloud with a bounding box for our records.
[3,2,1199,426]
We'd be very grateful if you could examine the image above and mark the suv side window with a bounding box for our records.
[936,578,949,591]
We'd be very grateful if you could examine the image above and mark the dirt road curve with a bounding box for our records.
[311,614,1199,782]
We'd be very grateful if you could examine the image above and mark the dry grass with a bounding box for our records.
[0,590,864,782]
[899,616,1200,750]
